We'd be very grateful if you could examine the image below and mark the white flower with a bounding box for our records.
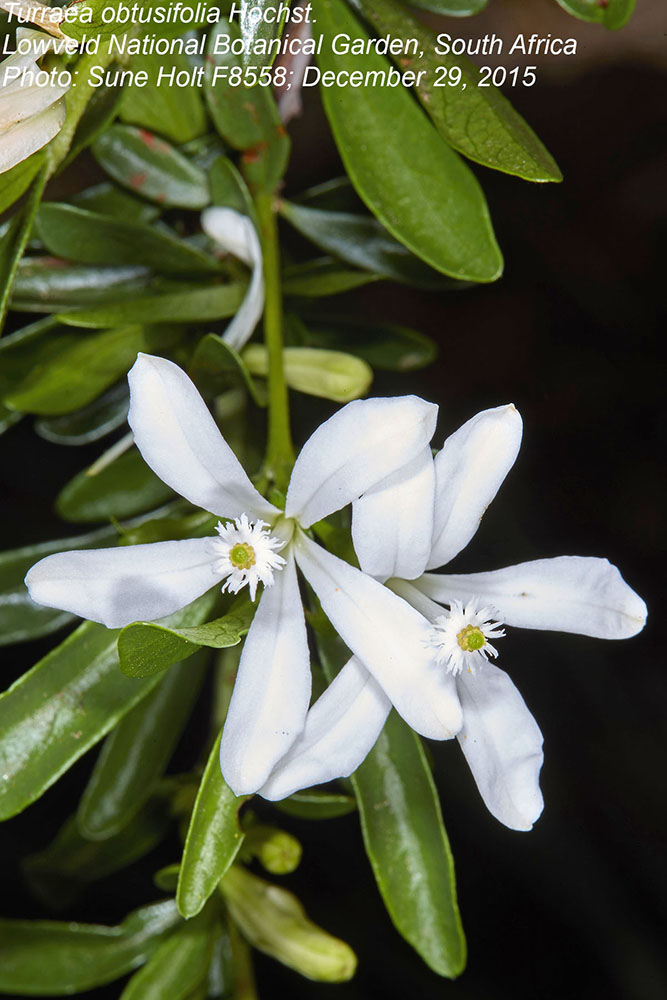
[0,27,69,174]
[260,404,647,831]
[25,353,463,796]
[201,207,264,350]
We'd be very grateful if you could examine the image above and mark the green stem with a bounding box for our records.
[46,45,114,177]
[255,191,294,492]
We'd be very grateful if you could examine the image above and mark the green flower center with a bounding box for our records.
[229,542,256,570]
[456,624,486,652]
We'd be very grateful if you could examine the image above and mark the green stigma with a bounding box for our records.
[457,624,486,652]
[229,542,256,570]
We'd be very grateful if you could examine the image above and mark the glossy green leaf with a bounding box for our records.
[0,900,181,995]
[282,258,379,297]
[58,281,246,328]
[0,524,119,647]
[353,0,561,183]
[12,259,153,314]
[239,0,288,68]
[406,0,488,14]
[23,802,171,909]
[352,714,466,977]
[118,600,254,678]
[0,621,163,821]
[204,19,289,193]
[94,126,210,209]
[73,181,161,223]
[221,866,357,981]
[0,151,44,216]
[177,732,246,919]
[244,344,373,402]
[274,790,357,820]
[120,52,208,143]
[78,654,208,839]
[120,907,216,1000]
[56,445,175,523]
[317,0,501,282]
[315,627,466,978]
[36,203,220,274]
[280,201,460,288]
[555,0,635,28]
[189,333,265,406]
[5,325,145,416]
[0,166,47,332]
[297,315,438,371]
[35,382,129,446]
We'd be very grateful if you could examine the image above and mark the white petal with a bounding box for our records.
[416,556,647,639]
[25,537,220,629]
[259,656,391,800]
[0,76,68,131]
[127,354,277,520]
[220,553,311,795]
[293,531,462,740]
[201,208,264,351]
[0,99,64,174]
[456,663,544,831]
[428,404,523,570]
[285,395,438,528]
[352,445,435,581]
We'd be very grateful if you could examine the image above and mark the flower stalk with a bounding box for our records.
[255,190,294,491]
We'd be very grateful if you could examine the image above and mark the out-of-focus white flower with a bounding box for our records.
[261,404,647,832]
[201,207,264,350]
[25,354,463,796]
[0,26,69,173]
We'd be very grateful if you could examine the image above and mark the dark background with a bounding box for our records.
[1,1,665,998]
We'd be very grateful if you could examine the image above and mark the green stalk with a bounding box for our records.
[46,45,115,176]
[255,191,294,492]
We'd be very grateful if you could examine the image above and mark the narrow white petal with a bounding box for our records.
[0,99,65,174]
[428,404,523,570]
[127,354,277,520]
[352,445,435,581]
[201,207,264,351]
[294,531,462,740]
[0,77,68,131]
[259,656,391,800]
[220,553,311,795]
[285,395,438,527]
[25,538,220,629]
[416,556,647,639]
[457,663,544,831]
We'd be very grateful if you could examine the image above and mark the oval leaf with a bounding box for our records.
[316,0,502,282]
[353,0,561,183]
[94,126,210,210]
[118,601,253,679]
[58,282,246,329]
[0,901,181,995]
[0,622,162,821]
[36,204,220,274]
[177,732,246,919]
[244,344,373,402]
